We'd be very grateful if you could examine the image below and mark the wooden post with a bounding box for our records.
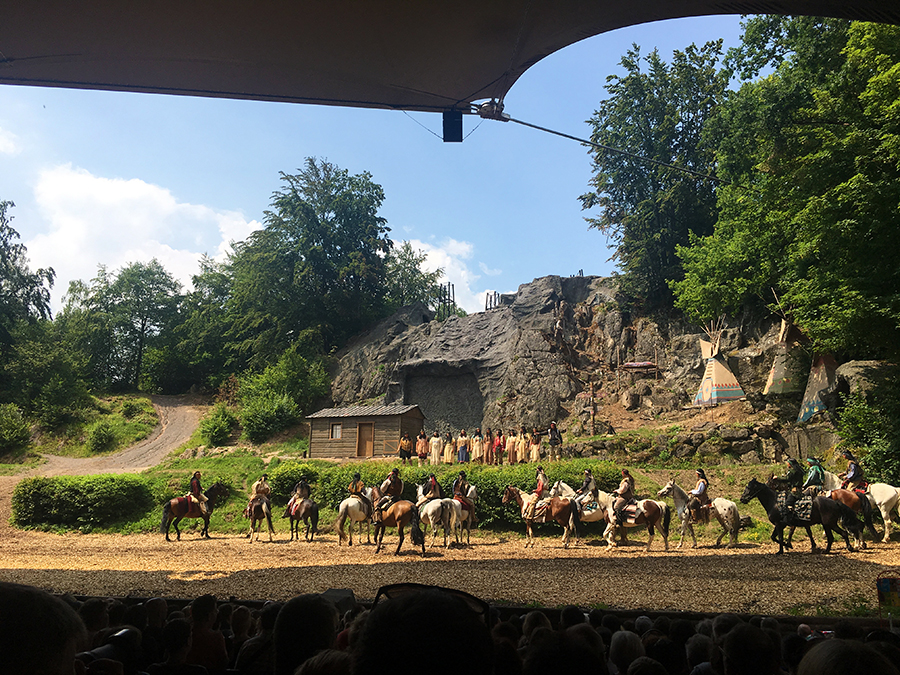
[590,381,596,436]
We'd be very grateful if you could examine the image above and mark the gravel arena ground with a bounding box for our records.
[1,397,899,617]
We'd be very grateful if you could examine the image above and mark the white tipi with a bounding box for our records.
[764,319,806,395]
[693,318,745,407]
[797,354,838,422]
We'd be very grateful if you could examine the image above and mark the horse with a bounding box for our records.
[336,488,373,546]
[501,485,580,548]
[160,482,229,542]
[600,494,670,551]
[740,478,862,554]
[286,498,319,542]
[549,480,629,543]
[415,484,456,549]
[824,470,900,543]
[657,479,740,548]
[373,500,426,556]
[246,496,275,542]
[451,484,478,545]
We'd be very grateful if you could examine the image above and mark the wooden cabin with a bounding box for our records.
[306,404,425,459]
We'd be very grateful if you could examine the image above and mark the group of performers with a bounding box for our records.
[400,421,565,466]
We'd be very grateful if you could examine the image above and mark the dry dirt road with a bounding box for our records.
[1,397,898,616]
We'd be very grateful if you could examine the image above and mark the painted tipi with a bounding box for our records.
[692,319,745,406]
[764,319,806,395]
[797,354,838,422]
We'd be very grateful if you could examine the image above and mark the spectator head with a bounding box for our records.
[259,601,283,631]
[492,621,520,647]
[635,616,653,636]
[145,598,167,628]
[522,629,608,675]
[797,624,813,639]
[646,636,687,675]
[522,611,552,642]
[713,613,743,642]
[296,648,353,675]
[588,608,605,629]
[782,633,810,675]
[232,605,252,637]
[601,614,622,634]
[722,623,780,675]
[669,618,696,647]
[352,588,492,675]
[609,630,645,675]
[566,624,604,661]
[798,639,900,675]
[190,594,218,626]
[559,605,586,630]
[760,617,781,632]
[79,598,110,633]
[686,634,714,669]
[274,594,339,675]
[626,656,668,675]
[0,582,87,675]
[162,618,193,662]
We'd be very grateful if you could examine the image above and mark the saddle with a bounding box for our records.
[454,495,470,513]
[618,502,640,525]
[529,498,552,522]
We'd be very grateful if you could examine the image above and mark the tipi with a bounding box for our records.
[693,318,745,406]
[764,319,806,395]
[797,354,838,423]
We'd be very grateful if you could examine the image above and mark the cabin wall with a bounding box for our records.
[309,411,424,458]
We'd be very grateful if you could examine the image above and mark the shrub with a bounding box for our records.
[87,420,116,453]
[200,403,237,447]
[120,400,141,419]
[12,474,155,532]
[0,403,30,452]
[240,392,300,443]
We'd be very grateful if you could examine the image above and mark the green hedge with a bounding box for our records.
[12,475,157,532]
[268,459,620,527]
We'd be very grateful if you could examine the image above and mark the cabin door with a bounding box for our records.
[357,422,374,457]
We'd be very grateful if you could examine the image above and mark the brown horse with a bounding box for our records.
[501,485,580,548]
[246,496,275,542]
[285,498,319,542]
[373,499,426,556]
[160,482,229,541]
[601,497,670,551]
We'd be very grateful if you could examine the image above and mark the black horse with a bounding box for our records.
[740,478,862,554]
[286,498,320,542]
[160,482,229,541]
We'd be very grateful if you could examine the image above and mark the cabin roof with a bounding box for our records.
[306,404,422,419]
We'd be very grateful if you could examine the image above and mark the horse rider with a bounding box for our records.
[247,473,271,515]
[612,468,636,526]
[283,476,311,517]
[524,466,549,519]
[547,421,563,461]
[374,467,404,522]
[453,471,477,526]
[574,468,598,511]
[801,457,826,496]
[188,471,209,515]
[348,472,372,518]
[782,458,805,496]
[687,468,711,523]
[839,450,866,491]
[417,473,442,507]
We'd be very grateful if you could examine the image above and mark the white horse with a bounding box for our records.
[448,484,478,545]
[657,478,741,548]
[415,484,457,548]
[825,470,900,543]
[336,488,373,546]
[549,481,628,543]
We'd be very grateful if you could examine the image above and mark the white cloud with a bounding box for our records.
[26,164,261,311]
[407,237,486,314]
[0,127,21,155]
[479,262,502,276]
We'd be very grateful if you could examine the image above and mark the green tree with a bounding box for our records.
[0,201,55,348]
[227,158,391,366]
[673,19,900,359]
[384,241,443,311]
[580,42,728,308]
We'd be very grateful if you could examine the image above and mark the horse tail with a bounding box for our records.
[311,503,320,534]
[160,501,171,533]
[662,502,672,537]
[409,504,426,546]
[859,492,876,536]
[336,502,348,542]
[569,500,581,539]
[837,500,861,532]
[729,504,741,537]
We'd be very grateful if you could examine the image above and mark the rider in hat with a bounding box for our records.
[781,458,805,496]
[417,473,442,507]
[374,468,403,522]
[189,471,209,515]
[839,450,866,491]
[348,471,372,517]
[688,469,711,523]
[283,475,310,518]
[802,457,825,495]
[612,469,635,526]
[453,470,477,526]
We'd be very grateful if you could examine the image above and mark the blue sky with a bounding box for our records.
[0,15,746,314]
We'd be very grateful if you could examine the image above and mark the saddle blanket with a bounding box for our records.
[776,491,813,521]
[620,503,641,525]
[454,496,470,512]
